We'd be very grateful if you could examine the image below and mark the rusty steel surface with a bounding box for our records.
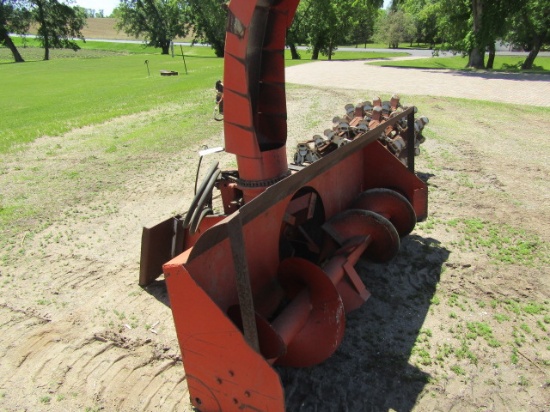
[139,216,183,286]
[141,0,430,410]
[351,188,417,237]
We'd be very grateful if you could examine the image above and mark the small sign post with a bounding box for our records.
[180,45,188,75]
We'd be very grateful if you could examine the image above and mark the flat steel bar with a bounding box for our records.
[227,212,261,352]
[407,110,415,172]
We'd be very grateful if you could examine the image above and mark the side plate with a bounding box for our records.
[139,216,184,286]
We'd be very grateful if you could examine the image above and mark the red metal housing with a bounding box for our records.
[146,1,429,410]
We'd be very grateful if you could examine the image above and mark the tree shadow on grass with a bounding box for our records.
[278,235,450,412]
[446,68,550,80]
[411,65,550,80]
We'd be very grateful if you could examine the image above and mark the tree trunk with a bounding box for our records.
[468,0,485,69]
[212,43,224,58]
[0,32,25,62]
[37,2,50,61]
[521,37,541,70]
[44,39,50,60]
[289,43,300,60]
[468,48,484,68]
[486,42,495,69]
[161,44,170,55]
[312,45,320,60]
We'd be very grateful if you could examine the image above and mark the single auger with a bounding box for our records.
[227,202,404,369]
[351,188,417,237]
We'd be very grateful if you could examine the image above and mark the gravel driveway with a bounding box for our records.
[286,60,550,107]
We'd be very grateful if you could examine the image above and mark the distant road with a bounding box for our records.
[12,34,549,58]
[82,39,550,58]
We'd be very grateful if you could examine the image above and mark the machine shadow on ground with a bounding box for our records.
[278,235,450,412]
[142,278,171,307]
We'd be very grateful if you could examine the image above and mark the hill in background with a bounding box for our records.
[28,18,191,42]
[82,18,136,40]
[83,18,192,42]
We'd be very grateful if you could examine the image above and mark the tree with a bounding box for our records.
[468,0,485,68]
[437,0,516,69]
[437,0,489,68]
[467,0,516,69]
[116,0,188,55]
[299,0,383,60]
[0,0,32,62]
[84,8,105,18]
[32,0,86,61]
[186,0,227,58]
[110,5,122,19]
[286,0,313,59]
[348,0,384,48]
[311,0,350,60]
[435,0,470,58]
[390,0,401,11]
[398,0,441,47]
[506,0,550,70]
[289,0,324,59]
[374,9,415,49]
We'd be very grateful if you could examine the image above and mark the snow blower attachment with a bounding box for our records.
[139,0,428,410]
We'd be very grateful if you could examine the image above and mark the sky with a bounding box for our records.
[74,0,392,17]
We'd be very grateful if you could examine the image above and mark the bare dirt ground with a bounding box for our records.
[0,76,549,412]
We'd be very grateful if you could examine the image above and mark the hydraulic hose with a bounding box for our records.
[183,161,220,229]
[188,168,222,234]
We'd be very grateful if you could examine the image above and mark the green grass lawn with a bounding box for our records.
[0,39,413,153]
[6,37,411,62]
[0,45,223,153]
[2,37,222,60]
[2,38,547,155]
[369,54,550,72]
